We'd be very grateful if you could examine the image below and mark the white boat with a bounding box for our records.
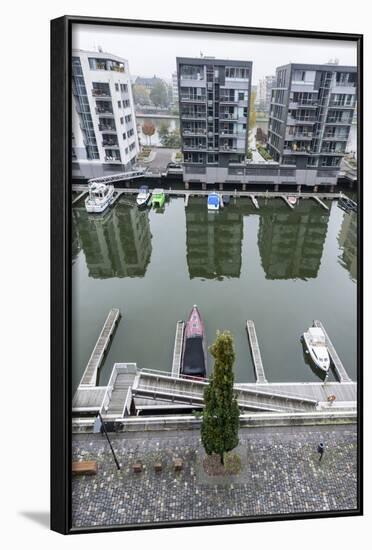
[136,185,151,208]
[207,192,220,211]
[302,327,330,373]
[288,195,298,206]
[85,182,115,213]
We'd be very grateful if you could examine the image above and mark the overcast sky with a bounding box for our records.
[73,24,357,85]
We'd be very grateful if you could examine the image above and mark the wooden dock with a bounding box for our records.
[312,196,329,210]
[313,320,351,383]
[72,190,87,205]
[281,195,295,209]
[79,308,121,387]
[171,321,185,378]
[184,194,189,207]
[251,196,259,209]
[246,320,267,383]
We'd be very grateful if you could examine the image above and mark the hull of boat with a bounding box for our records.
[136,194,150,207]
[181,306,207,378]
[303,332,330,372]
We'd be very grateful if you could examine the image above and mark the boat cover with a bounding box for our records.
[208,194,219,206]
[308,327,325,343]
[182,336,206,377]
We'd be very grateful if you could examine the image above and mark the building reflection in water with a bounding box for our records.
[186,200,243,279]
[337,210,357,282]
[258,200,330,280]
[73,203,152,278]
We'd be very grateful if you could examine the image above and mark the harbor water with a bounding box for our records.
[72,195,357,392]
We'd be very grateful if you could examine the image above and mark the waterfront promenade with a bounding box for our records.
[72,425,357,528]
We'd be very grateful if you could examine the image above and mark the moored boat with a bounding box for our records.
[181,305,207,378]
[207,192,220,211]
[152,188,166,208]
[136,185,151,208]
[302,327,330,373]
[85,182,115,213]
[288,195,298,206]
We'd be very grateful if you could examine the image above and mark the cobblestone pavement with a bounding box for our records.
[71,425,357,528]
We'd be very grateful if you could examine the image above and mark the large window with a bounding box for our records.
[225,67,250,80]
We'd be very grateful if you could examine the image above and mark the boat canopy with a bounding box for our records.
[182,336,206,377]
[139,185,149,192]
[309,327,326,343]
[208,194,219,206]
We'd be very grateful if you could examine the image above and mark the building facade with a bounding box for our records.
[256,75,276,112]
[72,49,139,179]
[176,57,252,186]
[172,72,179,106]
[267,63,357,187]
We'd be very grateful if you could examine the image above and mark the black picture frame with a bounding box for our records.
[51,15,363,535]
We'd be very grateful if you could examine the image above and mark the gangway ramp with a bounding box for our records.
[132,370,318,413]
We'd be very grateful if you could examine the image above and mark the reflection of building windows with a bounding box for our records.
[338,211,357,282]
[74,205,152,279]
[258,201,330,280]
[186,201,243,279]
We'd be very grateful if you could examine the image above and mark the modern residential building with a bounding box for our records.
[176,57,252,187]
[72,49,139,179]
[256,75,276,112]
[267,63,357,187]
[171,72,179,106]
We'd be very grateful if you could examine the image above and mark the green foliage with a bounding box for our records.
[201,331,240,465]
[249,91,257,130]
[150,80,169,107]
[257,144,272,161]
[247,149,253,160]
[158,124,181,148]
[132,84,150,106]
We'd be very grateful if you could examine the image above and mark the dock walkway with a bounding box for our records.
[171,321,185,378]
[313,320,351,383]
[79,309,120,387]
[132,369,318,413]
[246,321,267,383]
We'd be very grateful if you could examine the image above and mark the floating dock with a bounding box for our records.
[313,320,351,383]
[79,308,121,387]
[246,320,267,383]
[72,190,87,205]
[251,196,259,209]
[312,196,329,210]
[171,321,185,378]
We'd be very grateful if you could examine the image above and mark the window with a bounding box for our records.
[225,67,250,80]
[122,132,126,140]
[120,117,124,124]
[115,83,119,92]
[118,100,122,108]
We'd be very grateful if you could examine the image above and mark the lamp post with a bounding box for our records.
[93,412,121,471]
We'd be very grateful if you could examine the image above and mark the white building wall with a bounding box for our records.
[72,49,139,172]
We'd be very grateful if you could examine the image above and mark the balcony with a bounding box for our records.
[287,116,317,125]
[220,98,238,105]
[220,114,238,120]
[285,133,313,140]
[283,147,312,155]
[102,141,119,148]
[105,155,121,163]
[328,102,355,109]
[180,96,206,103]
[92,89,111,98]
[96,108,114,116]
[181,113,206,120]
[183,129,207,136]
[98,124,116,132]
[183,144,207,151]
[323,135,349,141]
[289,101,318,109]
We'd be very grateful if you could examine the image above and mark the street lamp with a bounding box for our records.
[93,412,121,471]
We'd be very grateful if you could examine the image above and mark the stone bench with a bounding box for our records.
[72,460,97,476]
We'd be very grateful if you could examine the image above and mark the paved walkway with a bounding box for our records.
[72,425,357,528]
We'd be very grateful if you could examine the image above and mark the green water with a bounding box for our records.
[72,196,357,392]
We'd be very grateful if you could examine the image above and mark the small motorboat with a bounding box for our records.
[85,182,115,213]
[302,327,330,373]
[181,305,207,378]
[136,185,151,208]
[288,195,298,206]
[222,194,231,205]
[207,192,220,211]
[151,188,165,208]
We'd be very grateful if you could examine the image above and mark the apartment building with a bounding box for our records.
[267,63,357,187]
[176,57,252,186]
[72,49,139,179]
[256,75,276,112]
[171,72,179,106]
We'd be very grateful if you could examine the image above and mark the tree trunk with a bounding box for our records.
[220,453,224,466]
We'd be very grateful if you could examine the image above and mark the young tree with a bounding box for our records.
[201,331,240,465]
[150,80,169,108]
[158,121,170,145]
[142,120,156,145]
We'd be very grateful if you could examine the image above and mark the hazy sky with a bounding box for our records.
[73,24,357,85]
